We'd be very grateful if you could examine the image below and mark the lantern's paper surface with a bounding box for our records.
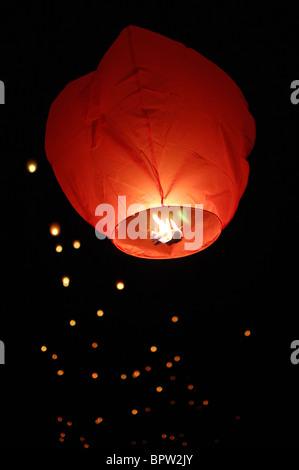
[45,25,255,259]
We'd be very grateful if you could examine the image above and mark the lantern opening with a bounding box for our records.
[113,205,222,259]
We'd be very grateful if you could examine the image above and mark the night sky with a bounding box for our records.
[1,1,299,454]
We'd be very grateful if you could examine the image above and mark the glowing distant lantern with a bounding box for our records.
[27,160,37,173]
[116,281,125,290]
[45,25,255,259]
[132,370,140,378]
[50,223,60,236]
[62,276,70,287]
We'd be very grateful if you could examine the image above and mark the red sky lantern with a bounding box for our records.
[45,25,255,259]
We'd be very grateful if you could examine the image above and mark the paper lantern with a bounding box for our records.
[45,25,255,259]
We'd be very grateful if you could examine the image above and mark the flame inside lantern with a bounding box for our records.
[151,214,183,244]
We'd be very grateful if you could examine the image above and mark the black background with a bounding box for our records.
[1,0,299,454]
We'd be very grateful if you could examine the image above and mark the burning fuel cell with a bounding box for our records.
[151,209,183,245]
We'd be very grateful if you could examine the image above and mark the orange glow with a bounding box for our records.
[92,372,98,379]
[60,433,65,437]
[66,421,72,426]
[145,407,151,412]
[57,370,64,376]
[132,370,140,378]
[203,400,209,406]
[27,160,38,173]
[73,240,81,249]
[156,386,163,392]
[166,362,172,368]
[171,316,179,323]
[161,434,167,439]
[95,417,103,424]
[84,443,89,448]
[80,437,85,441]
[145,366,151,371]
[150,346,157,352]
[62,276,70,287]
[69,319,76,326]
[55,244,63,253]
[92,342,98,348]
[182,442,188,446]
[174,355,180,362]
[59,437,64,442]
[52,354,58,360]
[50,223,60,236]
[169,435,175,440]
[132,409,138,415]
[41,345,47,352]
[121,374,127,380]
[187,384,194,390]
[244,330,251,336]
[116,281,125,290]
[97,309,104,317]
[57,417,62,422]
[188,400,194,405]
